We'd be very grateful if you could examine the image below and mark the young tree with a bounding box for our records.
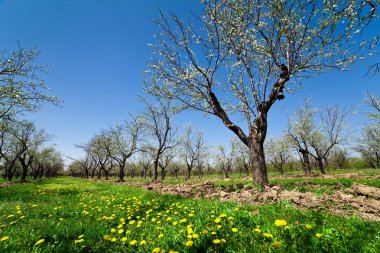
[216,142,235,178]
[286,100,315,175]
[180,124,206,180]
[231,137,251,176]
[265,136,291,174]
[141,99,176,181]
[145,0,378,186]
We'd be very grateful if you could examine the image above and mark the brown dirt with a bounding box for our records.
[119,180,380,221]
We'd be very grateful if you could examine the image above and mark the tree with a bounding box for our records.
[180,124,206,180]
[231,137,251,176]
[216,142,235,178]
[141,98,176,181]
[265,136,291,174]
[145,0,378,186]
[286,100,315,175]
[307,105,349,174]
[0,46,59,121]
[103,117,142,182]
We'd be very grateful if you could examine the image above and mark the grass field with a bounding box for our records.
[0,177,379,252]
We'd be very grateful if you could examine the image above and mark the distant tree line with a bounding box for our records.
[67,96,378,182]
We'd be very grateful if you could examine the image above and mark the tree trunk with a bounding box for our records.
[119,164,125,182]
[316,157,326,175]
[300,150,311,175]
[249,136,268,187]
[160,168,165,180]
[152,160,158,181]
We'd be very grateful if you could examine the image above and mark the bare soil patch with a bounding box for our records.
[118,179,380,221]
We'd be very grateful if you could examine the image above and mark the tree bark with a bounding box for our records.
[300,150,312,175]
[249,138,268,187]
[316,157,326,175]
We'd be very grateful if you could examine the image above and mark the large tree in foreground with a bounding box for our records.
[145,0,378,186]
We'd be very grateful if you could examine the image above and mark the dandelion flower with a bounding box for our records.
[111,238,117,242]
[140,240,147,245]
[274,220,287,226]
[213,239,221,244]
[104,235,111,241]
[121,237,127,242]
[316,233,322,238]
[231,228,238,233]
[214,218,221,223]
[110,228,116,233]
[186,240,193,246]
[118,229,124,234]
[0,236,9,241]
[158,233,164,238]
[254,228,261,233]
[192,233,199,239]
[152,247,161,253]
[202,229,208,234]
[221,239,226,243]
[35,239,45,246]
[263,233,273,238]
[273,241,281,247]
[130,240,137,245]
[75,239,84,243]
[305,224,312,229]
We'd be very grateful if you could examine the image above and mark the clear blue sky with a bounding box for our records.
[0,0,379,165]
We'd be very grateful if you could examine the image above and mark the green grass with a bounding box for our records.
[0,177,379,252]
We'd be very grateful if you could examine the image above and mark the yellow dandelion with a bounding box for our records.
[78,235,84,239]
[111,238,117,242]
[273,241,281,247]
[285,226,290,230]
[140,240,147,245]
[192,233,199,239]
[231,228,238,233]
[254,228,261,233]
[75,239,84,243]
[275,220,287,226]
[214,218,221,223]
[110,228,116,233]
[104,235,111,241]
[118,229,124,234]
[158,233,164,238]
[129,220,136,225]
[118,224,123,229]
[221,238,226,243]
[0,236,10,241]
[202,229,208,234]
[263,233,273,238]
[35,239,45,246]
[186,240,193,246]
[152,247,161,253]
[219,213,227,218]
[172,221,178,226]
[211,231,217,235]
[213,239,221,244]
[217,225,222,229]
[316,233,322,238]
[129,240,137,245]
[305,224,312,229]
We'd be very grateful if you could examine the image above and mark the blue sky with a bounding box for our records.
[0,0,379,164]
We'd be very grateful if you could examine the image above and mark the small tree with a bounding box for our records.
[265,136,291,174]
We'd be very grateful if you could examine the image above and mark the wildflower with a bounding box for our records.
[273,241,281,247]
[202,229,208,234]
[129,220,135,225]
[121,237,127,242]
[214,218,221,223]
[140,240,147,245]
[104,235,111,241]
[231,228,238,233]
[126,230,131,234]
[219,214,227,218]
[130,240,137,245]
[78,235,84,239]
[75,239,84,243]
[158,233,164,238]
[152,247,161,253]
[110,228,116,233]
[118,229,124,234]
[274,220,287,226]
[316,233,322,238]
[221,239,226,243]
[217,225,222,229]
[180,218,187,223]
[213,239,221,244]
[35,239,45,246]
[263,233,273,238]
[172,221,178,226]
[255,228,261,233]
[0,236,9,241]
[111,238,117,242]
[186,240,193,246]
[228,216,234,221]
[192,233,199,239]
[285,226,290,230]
[118,224,123,229]
[187,234,193,239]
[211,231,217,235]
[7,215,14,218]
[305,224,312,229]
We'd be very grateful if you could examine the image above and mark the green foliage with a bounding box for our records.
[0,177,379,252]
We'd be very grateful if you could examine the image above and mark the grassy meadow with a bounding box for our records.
[0,177,379,252]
